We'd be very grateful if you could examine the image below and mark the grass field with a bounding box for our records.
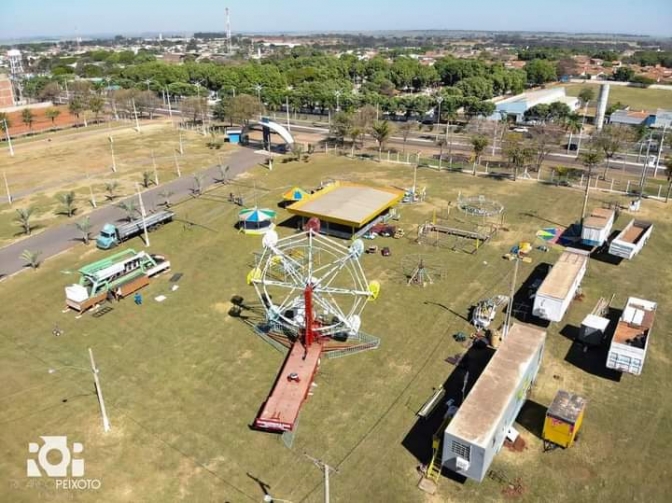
[0,121,232,246]
[0,153,670,502]
[563,83,672,111]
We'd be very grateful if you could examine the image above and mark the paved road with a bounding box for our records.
[0,147,262,279]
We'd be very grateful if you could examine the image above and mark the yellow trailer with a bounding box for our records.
[543,390,587,450]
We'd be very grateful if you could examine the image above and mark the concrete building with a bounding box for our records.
[491,88,580,123]
[0,74,15,108]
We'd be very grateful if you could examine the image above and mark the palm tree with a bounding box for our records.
[192,174,205,196]
[580,148,605,223]
[117,200,138,222]
[159,190,175,208]
[45,108,61,127]
[563,114,581,151]
[371,120,394,160]
[217,165,230,184]
[75,217,93,244]
[21,108,35,131]
[503,134,535,181]
[57,191,77,217]
[290,143,304,162]
[20,249,42,270]
[105,181,119,200]
[141,171,153,188]
[664,157,672,203]
[470,135,489,175]
[15,207,35,235]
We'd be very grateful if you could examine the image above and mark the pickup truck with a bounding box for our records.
[96,210,175,249]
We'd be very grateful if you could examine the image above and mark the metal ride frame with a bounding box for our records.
[248,227,380,435]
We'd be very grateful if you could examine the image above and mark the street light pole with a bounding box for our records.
[305,453,337,503]
[165,87,173,119]
[502,254,520,340]
[334,90,341,112]
[3,170,12,206]
[255,84,262,101]
[109,136,117,173]
[136,182,150,247]
[653,123,668,178]
[435,96,443,141]
[285,95,291,132]
[3,119,14,156]
[131,98,140,132]
[88,348,111,433]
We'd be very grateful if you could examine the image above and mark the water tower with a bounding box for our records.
[595,83,610,131]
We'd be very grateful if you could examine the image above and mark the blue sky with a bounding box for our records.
[1,0,671,39]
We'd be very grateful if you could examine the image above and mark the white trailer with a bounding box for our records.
[606,297,656,375]
[533,248,590,322]
[442,324,546,482]
[608,219,653,260]
[581,208,615,247]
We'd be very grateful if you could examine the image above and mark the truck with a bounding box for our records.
[65,249,170,313]
[532,248,590,323]
[581,208,615,247]
[606,297,656,376]
[441,323,546,482]
[96,210,175,249]
[608,219,653,260]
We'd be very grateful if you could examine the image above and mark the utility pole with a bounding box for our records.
[304,453,337,503]
[575,101,589,158]
[86,172,96,208]
[174,152,182,177]
[136,183,150,246]
[285,95,291,132]
[3,119,14,156]
[435,96,443,142]
[132,98,141,132]
[109,136,117,172]
[152,150,159,185]
[334,90,341,112]
[178,128,184,155]
[3,171,12,206]
[88,348,111,433]
[502,254,520,339]
[165,87,173,119]
[638,140,653,202]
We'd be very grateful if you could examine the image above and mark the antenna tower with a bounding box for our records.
[226,7,232,55]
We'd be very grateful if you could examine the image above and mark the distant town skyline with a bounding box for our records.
[2,0,671,40]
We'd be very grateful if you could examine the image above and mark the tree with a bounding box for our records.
[455,77,494,100]
[578,87,594,106]
[75,217,92,244]
[613,66,635,82]
[214,94,263,126]
[398,121,415,152]
[21,108,35,131]
[529,125,564,171]
[525,59,557,85]
[181,96,208,124]
[45,108,61,126]
[290,143,304,162]
[105,181,119,200]
[330,112,353,145]
[57,191,77,217]
[216,164,230,184]
[370,120,394,160]
[580,147,605,222]
[88,96,105,123]
[470,134,489,174]
[15,207,35,235]
[135,91,160,119]
[141,170,153,188]
[503,133,536,181]
[192,174,205,196]
[39,82,62,102]
[117,200,138,222]
[68,97,86,123]
[594,125,632,178]
[348,127,363,157]
[20,249,42,270]
[159,190,175,207]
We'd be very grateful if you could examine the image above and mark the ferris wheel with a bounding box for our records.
[248,224,379,340]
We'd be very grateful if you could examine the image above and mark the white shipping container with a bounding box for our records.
[608,219,653,260]
[581,208,615,247]
[533,248,590,322]
[607,297,656,375]
[442,324,546,482]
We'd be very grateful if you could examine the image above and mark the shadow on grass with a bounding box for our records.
[515,400,546,440]
[511,263,552,327]
[401,344,495,483]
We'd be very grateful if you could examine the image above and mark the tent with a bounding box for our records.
[238,208,276,235]
[282,187,310,202]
